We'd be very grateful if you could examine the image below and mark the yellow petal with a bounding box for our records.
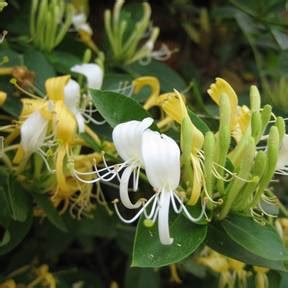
[20,98,45,120]
[238,105,251,133]
[0,91,7,106]
[132,76,160,110]
[207,77,238,126]
[158,91,187,124]
[45,75,70,102]
[13,145,24,164]
[56,145,70,193]
[53,101,77,144]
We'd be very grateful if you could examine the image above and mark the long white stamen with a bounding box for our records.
[173,192,207,222]
[113,194,157,224]
[83,112,106,125]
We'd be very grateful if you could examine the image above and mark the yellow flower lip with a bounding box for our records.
[45,75,70,102]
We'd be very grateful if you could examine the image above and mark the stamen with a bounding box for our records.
[10,79,42,100]
[173,192,207,222]
[113,195,156,224]
[83,112,106,125]
[143,194,159,219]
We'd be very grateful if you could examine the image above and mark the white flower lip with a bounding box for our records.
[141,129,180,191]
[64,79,85,133]
[20,111,48,156]
[112,117,153,164]
[71,63,104,90]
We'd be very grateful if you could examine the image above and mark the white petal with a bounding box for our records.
[141,130,180,191]
[75,112,85,133]
[112,117,153,163]
[21,111,48,155]
[158,190,173,245]
[78,23,93,35]
[72,13,87,30]
[71,63,103,90]
[277,134,288,170]
[64,79,81,114]
[120,165,142,209]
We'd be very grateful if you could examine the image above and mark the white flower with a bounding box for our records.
[73,117,153,209]
[64,79,85,133]
[72,13,93,35]
[71,63,103,91]
[20,111,48,157]
[276,134,288,175]
[113,129,206,245]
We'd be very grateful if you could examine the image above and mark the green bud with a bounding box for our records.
[203,131,215,198]
[250,85,261,112]
[275,117,286,143]
[180,117,193,165]
[251,111,262,143]
[252,126,280,207]
[83,49,92,64]
[219,137,256,219]
[261,104,272,135]
[233,150,267,211]
[215,93,231,194]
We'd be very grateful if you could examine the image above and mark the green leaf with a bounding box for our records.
[132,214,207,268]
[32,192,68,232]
[125,267,160,288]
[46,51,81,74]
[90,90,154,128]
[208,222,288,271]
[0,168,31,223]
[80,132,102,152]
[64,207,117,238]
[188,109,210,134]
[125,60,187,92]
[0,212,33,255]
[222,214,288,261]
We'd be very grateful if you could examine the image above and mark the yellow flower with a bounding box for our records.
[207,77,251,142]
[0,279,16,288]
[132,76,160,110]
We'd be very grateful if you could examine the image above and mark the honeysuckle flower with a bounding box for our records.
[71,63,103,91]
[275,134,288,175]
[207,78,251,143]
[113,128,205,245]
[74,117,153,209]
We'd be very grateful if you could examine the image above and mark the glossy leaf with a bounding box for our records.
[90,90,154,128]
[132,214,207,268]
[188,109,210,134]
[208,222,288,271]
[222,214,288,261]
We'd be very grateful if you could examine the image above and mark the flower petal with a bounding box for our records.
[141,130,180,191]
[158,190,173,245]
[45,75,70,102]
[64,79,81,114]
[112,117,153,163]
[276,134,288,170]
[20,111,48,155]
[71,63,103,90]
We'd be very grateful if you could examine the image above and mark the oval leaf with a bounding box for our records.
[132,214,207,268]
[222,214,288,261]
[90,90,153,127]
